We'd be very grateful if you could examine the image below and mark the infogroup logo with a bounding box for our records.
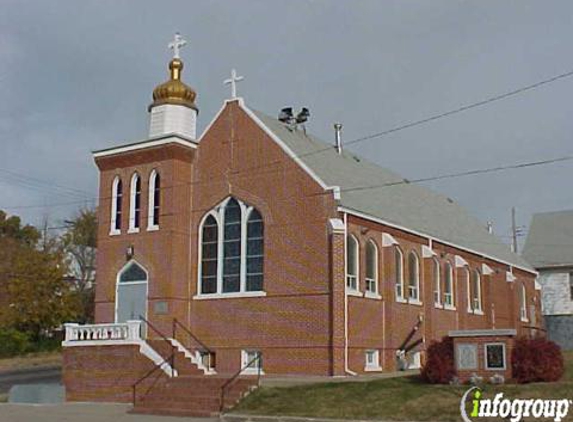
[460,387,572,422]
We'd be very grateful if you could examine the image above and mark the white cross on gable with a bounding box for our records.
[224,68,244,99]
[168,33,187,59]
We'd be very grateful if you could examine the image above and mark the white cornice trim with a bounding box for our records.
[455,255,468,268]
[339,206,537,276]
[506,271,517,282]
[422,245,437,258]
[382,233,399,247]
[329,218,345,234]
[481,263,494,275]
[93,135,197,158]
[535,280,542,291]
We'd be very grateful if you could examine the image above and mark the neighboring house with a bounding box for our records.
[523,210,573,350]
[61,42,541,410]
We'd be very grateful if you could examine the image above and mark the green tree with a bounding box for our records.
[61,208,97,323]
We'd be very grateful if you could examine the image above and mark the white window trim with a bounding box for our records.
[346,234,360,294]
[364,350,382,372]
[128,172,140,233]
[407,251,422,305]
[110,176,121,236]
[465,268,473,314]
[520,285,529,322]
[365,240,379,298]
[433,258,442,307]
[241,350,264,375]
[473,270,483,314]
[147,169,160,231]
[395,247,405,302]
[195,197,265,299]
[484,342,506,371]
[444,263,455,309]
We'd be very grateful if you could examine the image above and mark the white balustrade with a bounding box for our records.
[63,320,142,346]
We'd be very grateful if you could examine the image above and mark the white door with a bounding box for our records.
[116,261,148,336]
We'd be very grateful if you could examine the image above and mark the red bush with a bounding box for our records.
[421,336,456,384]
[511,337,564,383]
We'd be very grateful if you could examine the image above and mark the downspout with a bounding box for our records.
[343,211,357,376]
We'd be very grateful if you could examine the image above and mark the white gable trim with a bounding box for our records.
[535,279,542,291]
[422,245,437,258]
[339,206,536,276]
[239,101,330,190]
[506,271,517,283]
[382,233,399,247]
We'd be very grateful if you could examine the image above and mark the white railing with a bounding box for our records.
[63,320,142,346]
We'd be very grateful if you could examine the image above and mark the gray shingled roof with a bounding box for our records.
[522,210,573,269]
[252,109,533,271]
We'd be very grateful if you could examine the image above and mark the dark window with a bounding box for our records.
[570,273,573,301]
[222,199,241,293]
[115,179,123,231]
[153,173,160,226]
[201,215,218,294]
[134,175,141,229]
[485,344,506,370]
[119,262,147,282]
[246,209,264,291]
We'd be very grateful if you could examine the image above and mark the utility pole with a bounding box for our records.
[511,207,518,254]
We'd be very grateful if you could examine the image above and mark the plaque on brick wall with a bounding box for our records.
[154,301,168,315]
[485,343,506,370]
[456,343,478,370]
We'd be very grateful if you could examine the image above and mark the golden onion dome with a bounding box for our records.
[149,59,197,112]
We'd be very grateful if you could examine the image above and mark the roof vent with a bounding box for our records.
[296,107,310,124]
[334,123,343,154]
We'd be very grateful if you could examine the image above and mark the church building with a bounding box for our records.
[62,35,542,415]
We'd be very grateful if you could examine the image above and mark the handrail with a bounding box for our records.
[132,352,175,405]
[220,354,262,412]
[172,318,213,354]
[139,315,176,376]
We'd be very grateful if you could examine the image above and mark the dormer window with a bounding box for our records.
[129,173,141,233]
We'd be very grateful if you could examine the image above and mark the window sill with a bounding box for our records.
[364,292,382,300]
[194,291,267,300]
[109,229,121,236]
[444,304,457,311]
[127,227,140,234]
[473,309,484,316]
[346,289,363,298]
[147,225,159,232]
[241,368,265,375]
[520,317,529,323]
[408,299,423,306]
[434,303,443,309]
[364,366,383,372]
[396,297,408,304]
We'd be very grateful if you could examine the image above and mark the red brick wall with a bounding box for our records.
[63,345,163,402]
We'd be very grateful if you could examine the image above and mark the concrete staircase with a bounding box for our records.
[131,339,258,417]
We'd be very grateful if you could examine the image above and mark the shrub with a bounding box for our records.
[0,329,31,358]
[421,336,456,384]
[511,336,564,383]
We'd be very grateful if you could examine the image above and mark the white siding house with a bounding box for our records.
[523,210,573,350]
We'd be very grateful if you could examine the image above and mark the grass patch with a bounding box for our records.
[235,351,573,421]
[0,351,61,372]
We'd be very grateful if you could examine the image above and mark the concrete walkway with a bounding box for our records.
[0,403,218,422]
[260,369,419,387]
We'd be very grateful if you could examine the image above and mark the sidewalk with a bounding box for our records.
[0,403,218,422]
[260,369,419,387]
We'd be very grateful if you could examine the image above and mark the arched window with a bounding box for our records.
[433,258,441,306]
[198,197,265,296]
[365,240,378,295]
[110,176,122,234]
[444,262,454,307]
[520,284,528,322]
[200,215,218,294]
[395,247,404,301]
[129,173,141,232]
[472,270,482,313]
[407,251,420,302]
[346,235,359,291]
[148,170,161,229]
[223,198,241,293]
[464,268,472,313]
[246,209,264,292]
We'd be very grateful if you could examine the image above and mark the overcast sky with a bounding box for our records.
[1,0,572,248]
